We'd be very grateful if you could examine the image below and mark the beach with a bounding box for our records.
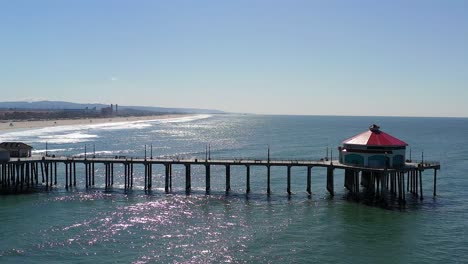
[0,114,191,131]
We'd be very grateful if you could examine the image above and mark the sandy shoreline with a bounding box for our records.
[0,114,192,131]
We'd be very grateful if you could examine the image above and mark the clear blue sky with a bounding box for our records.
[1,0,467,117]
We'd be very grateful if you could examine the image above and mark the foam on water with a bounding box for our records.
[38,132,98,144]
[32,148,74,154]
[0,114,211,144]
[86,121,153,130]
[156,114,212,123]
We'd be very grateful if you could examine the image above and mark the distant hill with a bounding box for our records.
[0,101,225,114]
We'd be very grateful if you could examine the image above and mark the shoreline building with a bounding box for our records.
[100,104,118,116]
[338,124,407,168]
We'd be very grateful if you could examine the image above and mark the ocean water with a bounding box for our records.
[0,114,467,263]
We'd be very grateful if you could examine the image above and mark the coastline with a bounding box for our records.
[0,114,192,131]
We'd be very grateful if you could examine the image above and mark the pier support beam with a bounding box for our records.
[401,172,404,200]
[40,162,44,183]
[89,162,96,186]
[225,165,231,192]
[354,170,360,196]
[111,163,114,186]
[165,164,170,193]
[144,163,148,190]
[148,164,152,189]
[130,162,134,188]
[205,164,210,193]
[169,164,172,190]
[54,162,57,186]
[73,161,76,186]
[326,167,334,196]
[380,171,388,197]
[433,169,437,197]
[85,163,89,188]
[246,165,250,194]
[20,163,24,190]
[185,164,191,192]
[287,165,291,195]
[344,169,352,191]
[124,163,127,189]
[65,163,69,188]
[307,166,312,195]
[44,162,49,190]
[419,170,423,200]
[399,172,406,203]
[267,165,271,195]
[415,170,418,196]
[407,171,410,192]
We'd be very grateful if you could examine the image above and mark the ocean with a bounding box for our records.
[0,114,467,263]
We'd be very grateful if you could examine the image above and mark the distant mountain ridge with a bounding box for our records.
[0,101,224,114]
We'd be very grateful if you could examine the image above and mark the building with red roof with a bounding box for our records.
[338,124,407,168]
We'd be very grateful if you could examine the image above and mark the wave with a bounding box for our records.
[38,132,99,144]
[0,114,213,143]
[85,121,153,130]
[32,148,75,154]
[156,114,212,123]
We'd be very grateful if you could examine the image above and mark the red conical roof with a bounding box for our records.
[342,125,407,147]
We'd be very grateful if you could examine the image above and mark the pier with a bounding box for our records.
[0,155,440,203]
[0,125,442,204]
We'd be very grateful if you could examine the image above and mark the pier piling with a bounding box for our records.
[246,165,250,194]
[419,170,423,200]
[326,167,334,196]
[267,165,271,194]
[165,164,169,193]
[205,164,211,193]
[225,165,231,192]
[185,164,191,192]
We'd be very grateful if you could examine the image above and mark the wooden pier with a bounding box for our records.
[0,155,440,203]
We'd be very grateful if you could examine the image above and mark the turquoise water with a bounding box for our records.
[0,115,467,263]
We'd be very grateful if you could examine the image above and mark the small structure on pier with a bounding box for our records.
[338,124,407,168]
[0,142,33,158]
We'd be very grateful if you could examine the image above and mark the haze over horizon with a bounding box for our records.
[1,1,467,117]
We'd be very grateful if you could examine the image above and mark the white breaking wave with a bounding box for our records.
[38,132,99,144]
[156,114,212,123]
[85,121,153,130]
[0,114,213,143]
[32,148,71,154]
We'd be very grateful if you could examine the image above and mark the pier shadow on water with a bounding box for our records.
[342,189,435,211]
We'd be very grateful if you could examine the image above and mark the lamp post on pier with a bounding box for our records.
[267,145,270,163]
